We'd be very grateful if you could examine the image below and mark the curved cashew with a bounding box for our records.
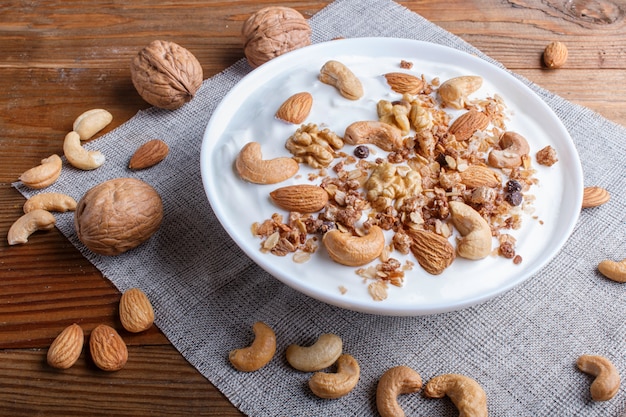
[286,333,342,372]
[577,354,621,401]
[449,201,492,260]
[424,373,488,417]
[438,75,483,109]
[319,60,363,100]
[322,225,385,267]
[487,131,530,169]
[73,108,113,140]
[228,321,276,372]
[18,154,62,189]
[24,192,77,213]
[376,365,423,417]
[344,121,404,152]
[63,131,106,170]
[308,354,360,399]
[7,209,56,245]
[235,142,299,184]
[598,259,626,283]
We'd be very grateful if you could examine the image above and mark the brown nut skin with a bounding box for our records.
[89,324,128,372]
[228,321,276,372]
[130,40,203,110]
[376,365,423,417]
[424,373,488,417]
[47,323,84,369]
[74,178,163,256]
[242,7,311,68]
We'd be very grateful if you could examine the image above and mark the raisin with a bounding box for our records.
[506,191,523,206]
[505,179,522,193]
[354,145,369,159]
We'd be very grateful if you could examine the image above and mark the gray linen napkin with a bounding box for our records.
[14,0,626,415]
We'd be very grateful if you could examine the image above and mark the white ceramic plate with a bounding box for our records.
[201,37,583,316]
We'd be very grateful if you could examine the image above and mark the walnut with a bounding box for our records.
[74,178,163,255]
[242,7,311,68]
[130,40,203,110]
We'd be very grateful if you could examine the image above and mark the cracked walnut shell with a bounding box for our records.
[130,40,203,110]
[242,6,311,68]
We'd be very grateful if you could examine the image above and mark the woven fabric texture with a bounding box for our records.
[15,0,626,415]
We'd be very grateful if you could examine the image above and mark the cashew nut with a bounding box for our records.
[308,354,360,399]
[24,192,77,213]
[487,131,530,169]
[376,365,423,417]
[18,154,63,189]
[63,131,106,170]
[73,108,113,141]
[449,201,492,260]
[598,259,626,283]
[319,60,364,100]
[235,142,299,184]
[228,321,276,372]
[7,209,56,245]
[438,75,483,109]
[322,225,385,267]
[344,121,404,152]
[286,333,342,372]
[424,373,488,417]
[577,354,621,401]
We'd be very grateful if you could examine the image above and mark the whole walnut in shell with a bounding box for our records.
[130,40,203,110]
[75,178,163,256]
[242,7,311,68]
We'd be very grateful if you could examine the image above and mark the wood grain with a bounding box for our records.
[1,0,624,415]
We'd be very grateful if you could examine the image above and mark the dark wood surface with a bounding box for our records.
[1,1,624,415]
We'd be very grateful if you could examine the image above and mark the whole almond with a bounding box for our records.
[47,323,84,369]
[129,139,169,170]
[275,92,313,124]
[459,165,502,189]
[449,109,490,141]
[119,288,155,333]
[582,186,610,208]
[407,229,455,275]
[543,41,568,69]
[89,324,128,371]
[384,72,425,95]
[269,184,329,213]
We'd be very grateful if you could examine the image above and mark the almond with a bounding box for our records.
[275,92,313,124]
[89,324,128,371]
[543,41,568,69]
[407,229,455,275]
[47,323,84,369]
[119,288,155,333]
[459,165,502,189]
[128,139,169,170]
[582,186,610,209]
[269,184,329,213]
[384,72,425,95]
[448,109,490,141]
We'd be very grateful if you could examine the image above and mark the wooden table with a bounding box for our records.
[1,1,624,415]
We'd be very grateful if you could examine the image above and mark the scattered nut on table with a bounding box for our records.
[376,365,422,417]
[286,333,343,372]
[72,108,113,141]
[18,154,63,189]
[89,324,128,372]
[119,288,155,333]
[7,209,56,245]
[543,41,568,69]
[47,323,84,369]
[308,354,360,399]
[424,373,488,417]
[23,192,77,213]
[229,321,276,372]
[128,139,169,170]
[74,178,163,256]
[577,354,621,401]
[130,40,203,110]
[63,131,106,170]
[597,259,626,283]
[242,6,311,68]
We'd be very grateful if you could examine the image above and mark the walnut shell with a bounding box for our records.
[130,40,203,110]
[242,7,311,68]
[75,178,163,256]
